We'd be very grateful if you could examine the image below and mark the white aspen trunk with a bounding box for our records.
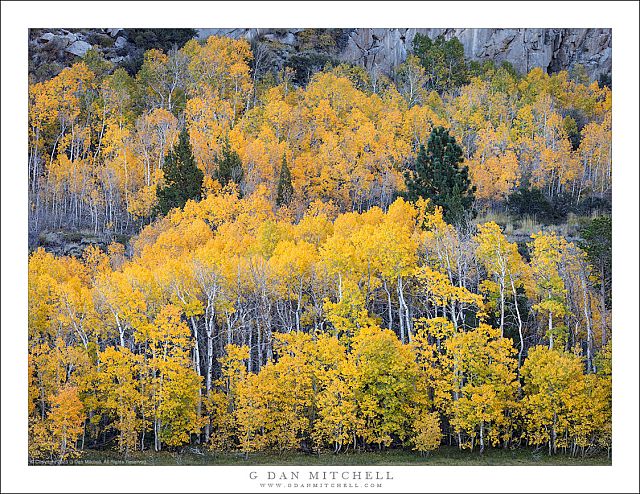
[510,278,524,369]
[451,300,458,331]
[499,278,505,337]
[396,276,412,342]
[296,284,302,332]
[226,312,232,347]
[247,319,253,374]
[548,311,554,350]
[579,272,593,372]
[396,279,405,343]
[397,303,405,343]
[154,418,161,452]
[188,316,203,443]
[256,322,263,371]
[114,312,125,348]
[600,270,607,346]
[551,412,557,455]
[205,324,213,392]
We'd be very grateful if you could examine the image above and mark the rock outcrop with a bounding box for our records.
[28,27,611,83]
[198,27,612,81]
[29,28,132,81]
[33,230,130,257]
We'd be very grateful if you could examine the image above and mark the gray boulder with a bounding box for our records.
[37,33,70,52]
[62,32,78,44]
[38,32,55,43]
[114,36,127,50]
[106,28,123,38]
[65,40,92,57]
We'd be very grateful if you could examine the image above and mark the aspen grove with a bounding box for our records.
[28,35,612,463]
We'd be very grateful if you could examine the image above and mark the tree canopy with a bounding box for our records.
[404,126,476,224]
[156,127,204,216]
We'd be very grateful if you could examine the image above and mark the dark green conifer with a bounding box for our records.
[214,138,244,188]
[156,127,204,216]
[404,126,476,224]
[276,154,294,207]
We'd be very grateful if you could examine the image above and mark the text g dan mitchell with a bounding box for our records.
[249,471,394,481]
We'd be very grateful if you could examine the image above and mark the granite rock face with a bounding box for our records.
[412,28,612,81]
[197,27,612,81]
[28,28,611,83]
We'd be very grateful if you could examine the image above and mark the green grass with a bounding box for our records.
[70,447,611,466]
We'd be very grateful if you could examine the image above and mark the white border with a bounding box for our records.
[2,1,638,493]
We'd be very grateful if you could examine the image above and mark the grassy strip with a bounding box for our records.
[70,446,611,466]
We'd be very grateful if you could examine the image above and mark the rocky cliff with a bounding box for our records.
[197,28,612,81]
[30,28,611,83]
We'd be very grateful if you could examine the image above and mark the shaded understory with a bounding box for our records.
[68,446,611,466]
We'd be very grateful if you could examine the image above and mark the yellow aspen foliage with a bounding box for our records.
[185,95,234,175]
[412,317,456,412]
[294,202,335,245]
[94,347,143,455]
[323,281,376,340]
[261,332,318,450]
[444,324,518,451]
[351,326,418,448]
[209,344,249,451]
[568,373,611,453]
[412,412,442,454]
[415,266,483,320]
[47,386,85,463]
[237,365,298,454]
[577,112,611,196]
[29,418,57,463]
[29,249,64,341]
[235,372,270,455]
[467,124,520,202]
[182,36,253,120]
[27,42,613,462]
[29,41,611,234]
[136,305,203,450]
[312,336,361,453]
[474,221,530,359]
[529,232,570,349]
[520,346,607,455]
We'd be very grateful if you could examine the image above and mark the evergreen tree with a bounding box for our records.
[579,216,612,309]
[412,34,469,93]
[215,139,244,188]
[276,154,294,207]
[156,128,204,216]
[404,126,476,224]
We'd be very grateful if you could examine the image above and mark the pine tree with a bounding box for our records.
[578,216,611,308]
[276,154,294,207]
[412,34,469,93]
[215,138,244,188]
[404,126,476,224]
[156,128,204,216]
